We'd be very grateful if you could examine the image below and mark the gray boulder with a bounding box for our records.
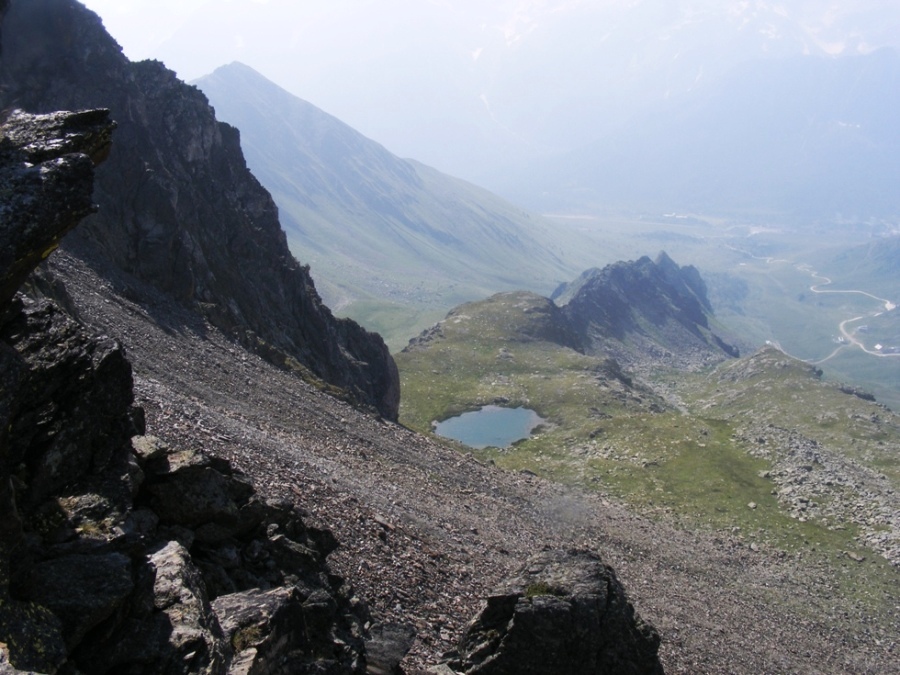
[447,549,664,675]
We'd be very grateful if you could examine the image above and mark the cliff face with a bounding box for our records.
[0,0,399,420]
[555,252,738,370]
[0,108,369,675]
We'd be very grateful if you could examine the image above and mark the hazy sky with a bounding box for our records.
[78,0,900,180]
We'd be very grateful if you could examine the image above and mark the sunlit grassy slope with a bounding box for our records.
[397,292,900,612]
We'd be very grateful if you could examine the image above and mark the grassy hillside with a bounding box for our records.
[397,293,900,614]
[194,63,594,347]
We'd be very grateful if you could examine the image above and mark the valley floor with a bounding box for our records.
[50,249,899,674]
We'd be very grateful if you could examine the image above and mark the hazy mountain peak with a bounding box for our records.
[193,61,584,346]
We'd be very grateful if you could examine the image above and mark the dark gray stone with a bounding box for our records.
[449,549,664,675]
[19,552,133,648]
[365,623,416,675]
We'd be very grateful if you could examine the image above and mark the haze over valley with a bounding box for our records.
[102,0,900,404]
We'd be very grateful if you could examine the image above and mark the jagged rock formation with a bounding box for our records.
[0,109,369,674]
[0,109,113,306]
[554,252,739,370]
[404,253,736,389]
[440,549,664,675]
[0,0,399,420]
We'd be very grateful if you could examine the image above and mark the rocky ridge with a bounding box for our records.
[554,252,739,372]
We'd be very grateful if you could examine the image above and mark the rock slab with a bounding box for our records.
[445,549,664,675]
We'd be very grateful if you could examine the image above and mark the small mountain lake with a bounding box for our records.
[434,405,544,449]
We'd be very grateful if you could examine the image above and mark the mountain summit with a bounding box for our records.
[193,62,583,345]
[554,252,739,370]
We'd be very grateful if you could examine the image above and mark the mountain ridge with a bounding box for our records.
[0,0,399,419]
[557,252,739,371]
[193,61,587,345]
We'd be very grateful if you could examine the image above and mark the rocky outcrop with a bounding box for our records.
[0,0,399,420]
[0,110,369,673]
[404,253,736,384]
[0,107,121,674]
[440,549,664,675]
[0,108,113,307]
[555,252,738,370]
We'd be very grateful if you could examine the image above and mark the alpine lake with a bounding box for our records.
[433,405,544,449]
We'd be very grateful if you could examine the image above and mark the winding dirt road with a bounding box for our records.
[728,247,898,364]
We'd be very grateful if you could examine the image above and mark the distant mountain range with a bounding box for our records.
[194,62,590,345]
[499,48,900,218]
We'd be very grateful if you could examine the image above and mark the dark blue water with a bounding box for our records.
[434,405,544,449]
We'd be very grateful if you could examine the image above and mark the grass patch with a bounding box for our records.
[524,581,567,598]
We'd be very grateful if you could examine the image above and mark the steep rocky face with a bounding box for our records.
[0,109,369,674]
[0,0,399,420]
[0,108,113,308]
[555,251,738,370]
[442,549,664,675]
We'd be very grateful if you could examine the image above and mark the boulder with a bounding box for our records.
[0,108,114,307]
[365,623,417,675]
[446,549,664,675]
[75,540,228,675]
[213,586,309,675]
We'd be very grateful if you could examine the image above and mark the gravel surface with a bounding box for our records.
[47,250,899,674]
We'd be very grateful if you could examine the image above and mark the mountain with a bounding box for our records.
[2,2,900,672]
[193,62,585,346]
[555,252,739,370]
[501,49,900,218]
[396,263,900,632]
[133,1,900,185]
[0,108,376,675]
[0,0,398,419]
[397,252,736,433]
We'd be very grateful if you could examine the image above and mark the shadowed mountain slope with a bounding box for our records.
[0,0,398,419]
[555,252,739,371]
